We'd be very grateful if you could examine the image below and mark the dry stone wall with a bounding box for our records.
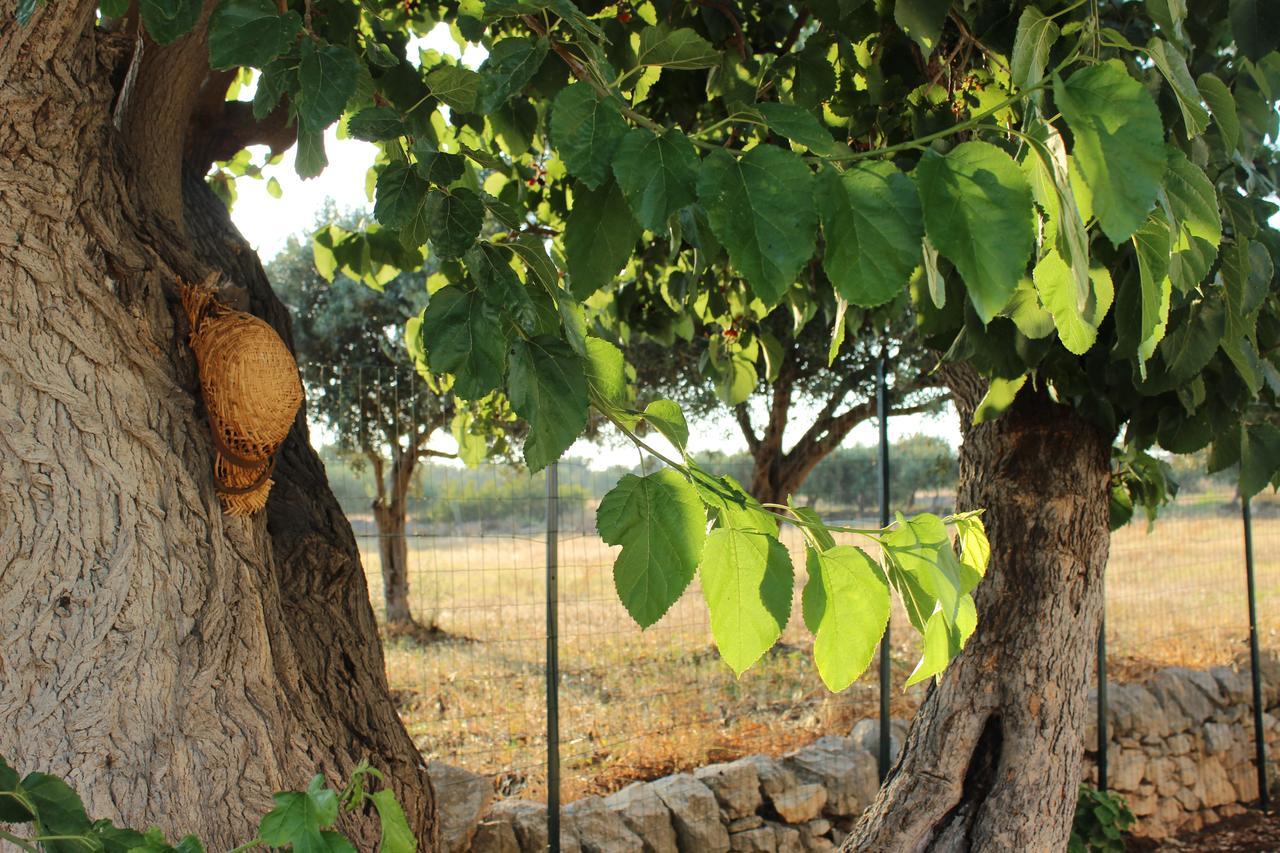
[434,660,1278,852]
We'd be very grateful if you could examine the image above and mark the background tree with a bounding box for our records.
[270,216,458,633]
[616,284,949,504]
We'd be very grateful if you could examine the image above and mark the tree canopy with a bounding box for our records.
[51,0,1280,692]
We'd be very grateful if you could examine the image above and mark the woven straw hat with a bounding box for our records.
[181,281,304,515]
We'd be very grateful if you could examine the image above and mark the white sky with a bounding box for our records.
[227,24,962,466]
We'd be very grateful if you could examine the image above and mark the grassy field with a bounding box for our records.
[359,495,1280,802]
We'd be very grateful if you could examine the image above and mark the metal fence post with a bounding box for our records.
[876,355,892,782]
[1243,497,1270,811]
[1097,614,1108,791]
[546,462,562,849]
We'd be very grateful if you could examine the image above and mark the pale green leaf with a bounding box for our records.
[698,529,793,676]
[369,790,417,853]
[584,336,633,417]
[802,545,890,692]
[690,468,778,536]
[1131,214,1174,373]
[1010,6,1059,94]
[636,25,720,69]
[973,374,1028,425]
[1034,252,1115,355]
[641,399,689,451]
[1004,277,1055,339]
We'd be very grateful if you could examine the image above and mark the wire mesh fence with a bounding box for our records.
[306,364,1277,807]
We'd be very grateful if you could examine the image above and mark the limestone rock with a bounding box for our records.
[604,783,678,853]
[768,821,804,853]
[729,825,777,852]
[849,719,901,766]
[1210,666,1252,705]
[471,817,520,853]
[429,761,495,853]
[1148,669,1217,729]
[1193,757,1237,809]
[784,737,878,817]
[728,815,764,832]
[1203,721,1235,755]
[650,774,731,852]
[696,760,763,820]
[490,799,582,853]
[740,755,800,812]
[769,784,826,824]
[566,796,644,853]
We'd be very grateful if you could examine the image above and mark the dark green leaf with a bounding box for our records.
[816,162,923,308]
[297,40,359,133]
[426,65,481,112]
[698,529,793,676]
[1054,61,1165,244]
[597,470,707,628]
[418,286,507,399]
[411,141,466,186]
[757,103,848,156]
[1163,149,1220,292]
[1230,0,1280,61]
[347,107,405,142]
[1011,6,1059,95]
[138,0,201,43]
[507,337,589,471]
[477,37,548,113]
[425,188,485,259]
[635,25,720,69]
[373,162,430,230]
[611,128,701,231]
[564,179,642,299]
[1241,422,1280,499]
[208,0,301,69]
[294,128,328,179]
[23,772,93,853]
[697,145,818,306]
[915,141,1035,323]
[1197,72,1241,153]
[1146,39,1209,138]
[550,82,629,190]
[894,0,951,55]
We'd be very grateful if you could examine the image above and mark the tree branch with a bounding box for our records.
[733,404,761,455]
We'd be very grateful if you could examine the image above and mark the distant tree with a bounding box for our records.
[270,216,454,632]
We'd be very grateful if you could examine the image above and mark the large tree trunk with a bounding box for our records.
[374,502,414,626]
[0,9,435,848]
[844,366,1113,852]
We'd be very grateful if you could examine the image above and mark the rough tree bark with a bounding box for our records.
[0,5,435,848]
[844,365,1114,852]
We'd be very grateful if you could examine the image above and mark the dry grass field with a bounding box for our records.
[358,494,1280,803]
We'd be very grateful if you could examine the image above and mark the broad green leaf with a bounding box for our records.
[1229,0,1278,61]
[1054,61,1165,244]
[426,65,481,112]
[297,40,359,133]
[690,468,778,536]
[816,162,923,308]
[564,180,642,299]
[295,129,328,179]
[258,777,340,851]
[0,755,33,823]
[208,0,301,69]
[883,512,971,625]
[373,162,430,230]
[424,188,484,258]
[635,26,720,69]
[1223,239,1273,321]
[1198,72,1241,153]
[1241,423,1280,499]
[698,529,794,676]
[465,243,550,334]
[477,37,548,113]
[697,146,818,306]
[790,504,835,551]
[418,286,507,399]
[507,338,589,471]
[369,789,416,853]
[905,609,957,687]
[1131,214,1174,372]
[597,470,707,627]
[411,142,466,187]
[1022,121,1090,308]
[1035,253,1114,355]
[1164,150,1221,292]
[1148,301,1226,389]
[952,512,990,584]
[551,82,629,190]
[802,545,891,692]
[641,399,689,451]
[713,352,757,405]
[1004,277,1055,340]
[973,374,1028,424]
[611,128,701,231]
[1010,6,1059,95]
[1147,0,1187,41]
[1146,39,1210,138]
[584,336,633,416]
[757,103,848,156]
[915,142,1035,323]
[894,0,951,55]
[138,0,201,43]
[451,409,489,467]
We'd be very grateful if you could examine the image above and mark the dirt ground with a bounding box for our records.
[1133,807,1280,851]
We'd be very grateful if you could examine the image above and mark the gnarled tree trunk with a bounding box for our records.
[844,366,1114,851]
[372,448,419,629]
[0,6,435,848]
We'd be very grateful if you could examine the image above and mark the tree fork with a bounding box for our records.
[846,366,1113,851]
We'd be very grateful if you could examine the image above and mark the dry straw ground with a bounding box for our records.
[358,495,1280,803]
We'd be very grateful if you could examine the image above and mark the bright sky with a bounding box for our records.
[227,24,962,466]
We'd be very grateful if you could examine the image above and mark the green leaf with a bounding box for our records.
[973,374,1028,424]
[1022,120,1091,306]
[0,756,33,823]
[698,529,793,676]
[1034,252,1114,355]
[915,141,1035,323]
[952,512,990,582]
[712,352,757,405]
[1148,301,1226,389]
[412,142,466,187]
[802,545,890,692]
[564,179,642,299]
[424,189,484,259]
[641,399,689,451]
[1054,61,1165,244]
[297,40,359,134]
[816,162,923,308]
[1163,150,1221,292]
[347,107,405,142]
[1011,6,1059,95]
[477,36,549,114]
[208,0,301,69]
[138,0,201,43]
[584,336,633,416]
[757,103,848,156]
[690,468,778,535]
[883,512,970,622]
[904,609,956,687]
[1230,0,1280,61]
[697,145,818,306]
[1131,214,1174,372]
[418,286,507,400]
[258,777,340,851]
[1241,422,1280,499]
[22,772,94,853]
[635,25,720,70]
[550,82,629,190]
[1147,0,1187,41]
[465,243,548,334]
[1197,72,1241,153]
[374,162,430,230]
[1146,39,1210,138]
[597,470,708,628]
[611,128,701,231]
[894,0,951,55]
[426,65,481,112]
[295,129,328,179]
[507,337,589,471]
[1004,277,1055,339]
[369,789,417,853]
